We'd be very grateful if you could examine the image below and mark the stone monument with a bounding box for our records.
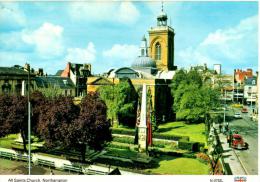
[138,84,147,152]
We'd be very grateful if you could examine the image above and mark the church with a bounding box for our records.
[87,6,177,122]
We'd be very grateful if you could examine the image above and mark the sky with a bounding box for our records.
[0,1,258,75]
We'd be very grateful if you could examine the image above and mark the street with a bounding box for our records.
[226,107,258,175]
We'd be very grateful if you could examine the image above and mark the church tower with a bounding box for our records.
[148,3,175,71]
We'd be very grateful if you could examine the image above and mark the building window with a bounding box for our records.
[65,90,67,96]
[141,49,145,56]
[2,80,11,94]
[155,42,161,60]
[252,80,256,85]
[70,90,72,96]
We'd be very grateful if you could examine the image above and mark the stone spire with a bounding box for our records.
[157,1,168,26]
[140,35,148,57]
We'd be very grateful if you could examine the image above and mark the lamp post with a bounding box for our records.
[27,64,31,175]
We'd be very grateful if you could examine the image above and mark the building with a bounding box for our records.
[244,76,257,105]
[0,64,36,95]
[213,64,221,75]
[234,68,253,84]
[60,62,91,97]
[35,76,75,97]
[87,6,176,122]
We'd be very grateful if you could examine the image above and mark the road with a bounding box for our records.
[226,107,258,175]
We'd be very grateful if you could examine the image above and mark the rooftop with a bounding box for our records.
[0,67,30,76]
[35,76,75,89]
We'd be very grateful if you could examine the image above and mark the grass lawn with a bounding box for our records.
[0,134,41,151]
[156,121,206,143]
[146,156,209,175]
[0,134,18,149]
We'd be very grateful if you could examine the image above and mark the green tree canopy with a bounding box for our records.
[171,69,220,123]
[98,79,138,127]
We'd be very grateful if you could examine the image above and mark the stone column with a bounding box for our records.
[138,84,147,152]
[21,80,26,96]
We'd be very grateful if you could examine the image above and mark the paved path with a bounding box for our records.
[228,107,258,174]
[218,132,246,175]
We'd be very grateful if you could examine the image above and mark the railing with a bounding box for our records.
[63,164,82,174]
[37,159,55,168]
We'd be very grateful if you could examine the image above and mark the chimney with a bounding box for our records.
[38,68,44,76]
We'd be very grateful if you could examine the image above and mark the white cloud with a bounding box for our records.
[103,44,139,62]
[22,22,64,58]
[117,2,140,24]
[65,42,96,63]
[0,51,27,66]
[176,15,258,69]
[0,3,26,31]
[69,1,140,25]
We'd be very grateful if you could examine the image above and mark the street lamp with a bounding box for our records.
[224,89,226,126]
[26,64,31,175]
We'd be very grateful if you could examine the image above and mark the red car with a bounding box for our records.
[231,134,248,150]
[241,107,248,113]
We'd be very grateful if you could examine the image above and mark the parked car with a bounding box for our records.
[231,134,249,150]
[241,107,248,113]
[234,112,242,119]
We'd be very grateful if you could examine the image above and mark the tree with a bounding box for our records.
[30,91,46,136]
[0,94,13,137]
[37,93,111,162]
[67,92,112,162]
[37,96,80,148]
[99,79,137,127]
[171,69,220,123]
[0,94,28,151]
[36,86,63,98]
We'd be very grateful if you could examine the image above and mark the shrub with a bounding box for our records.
[178,141,201,152]
[112,128,135,135]
[153,133,189,141]
[112,136,134,144]
[107,142,130,150]
[148,147,187,157]
[152,140,178,149]
[196,152,211,164]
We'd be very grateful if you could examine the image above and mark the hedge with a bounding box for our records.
[112,128,190,142]
[112,136,134,144]
[107,142,130,150]
[178,141,205,152]
[148,147,194,158]
[112,128,135,135]
[153,133,190,141]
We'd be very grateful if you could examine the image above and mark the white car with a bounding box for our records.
[234,112,242,119]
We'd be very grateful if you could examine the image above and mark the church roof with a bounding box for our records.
[131,56,156,68]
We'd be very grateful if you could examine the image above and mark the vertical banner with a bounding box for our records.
[134,98,141,144]
[147,88,153,146]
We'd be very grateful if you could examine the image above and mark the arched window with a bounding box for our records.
[155,42,161,60]
[141,49,145,56]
